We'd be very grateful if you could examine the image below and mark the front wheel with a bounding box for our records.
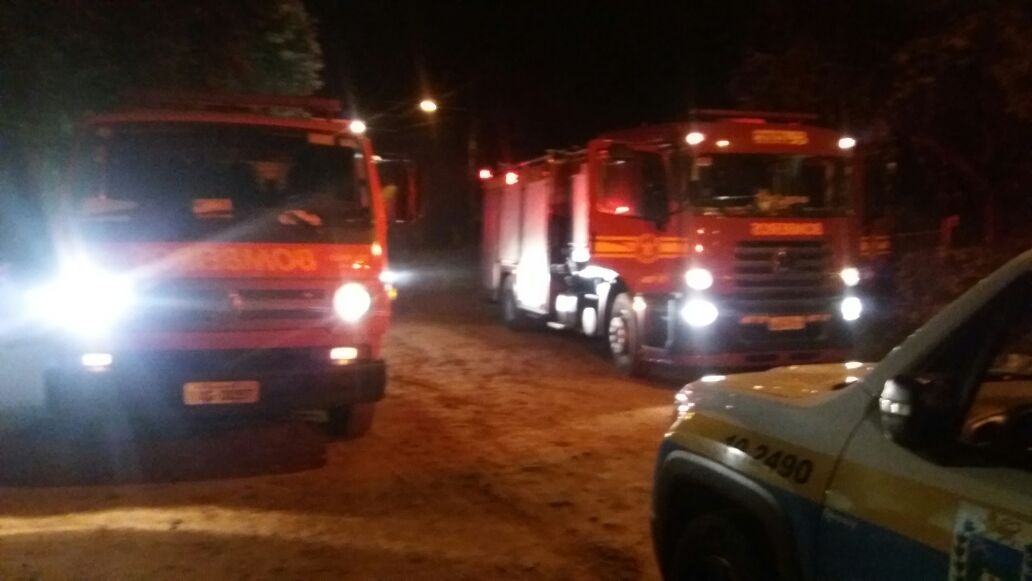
[668,511,769,581]
[608,293,644,376]
[324,403,376,439]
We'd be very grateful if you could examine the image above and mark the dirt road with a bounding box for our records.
[0,256,677,580]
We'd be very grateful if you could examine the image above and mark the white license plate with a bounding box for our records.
[183,381,260,406]
[767,316,806,331]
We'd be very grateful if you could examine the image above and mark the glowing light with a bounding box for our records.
[27,258,137,338]
[700,375,726,383]
[840,267,860,287]
[685,132,705,145]
[81,352,113,369]
[681,299,719,327]
[333,283,372,322]
[632,296,647,313]
[845,375,860,384]
[840,297,863,321]
[478,168,494,180]
[330,347,359,363]
[614,205,631,214]
[838,136,856,150]
[504,171,519,185]
[371,242,383,256]
[684,268,714,290]
[349,120,367,134]
[694,243,705,253]
[845,361,864,370]
[379,270,399,284]
[419,99,438,113]
[715,139,731,148]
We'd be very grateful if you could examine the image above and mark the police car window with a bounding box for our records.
[961,278,1032,465]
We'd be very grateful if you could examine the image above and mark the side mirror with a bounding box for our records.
[378,158,422,223]
[879,375,956,450]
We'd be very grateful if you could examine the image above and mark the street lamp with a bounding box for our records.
[419,99,438,114]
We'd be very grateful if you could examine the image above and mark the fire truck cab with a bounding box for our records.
[30,94,415,436]
[482,110,862,374]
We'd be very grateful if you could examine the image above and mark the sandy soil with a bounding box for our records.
[0,255,677,580]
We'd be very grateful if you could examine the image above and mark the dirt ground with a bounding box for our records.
[0,255,677,580]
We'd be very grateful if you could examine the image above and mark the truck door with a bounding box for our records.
[589,141,672,281]
[819,274,1032,580]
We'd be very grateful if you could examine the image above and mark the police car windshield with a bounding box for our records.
[69,123,372,243]
[682,153,850,217]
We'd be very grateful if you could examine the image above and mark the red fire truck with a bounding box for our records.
[29,94,416,436]
[481,110,862,374]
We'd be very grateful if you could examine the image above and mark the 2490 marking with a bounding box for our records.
[724,434,814,485]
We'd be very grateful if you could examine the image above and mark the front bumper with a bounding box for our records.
[45,348,386,417]
[638,293,857,368]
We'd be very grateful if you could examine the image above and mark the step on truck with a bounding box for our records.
[480,110,863,374]
[26,93,418,436]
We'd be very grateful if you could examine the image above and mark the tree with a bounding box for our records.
[0,0,325,197]
[730,0,1032,245]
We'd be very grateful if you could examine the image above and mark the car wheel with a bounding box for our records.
[669,511,768,581]
[325,403,376,439]
[608,293,644,376]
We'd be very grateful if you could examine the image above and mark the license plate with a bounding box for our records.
[767,316,806,331]
[183,381,260,405]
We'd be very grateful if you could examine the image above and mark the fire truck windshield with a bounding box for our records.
[68,123,373,243]
[682,153,849,216]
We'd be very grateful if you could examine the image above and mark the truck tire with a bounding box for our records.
[608,293,644,376]
[324,402,376,439]
[668,511,769,581]
[501,275,531,330]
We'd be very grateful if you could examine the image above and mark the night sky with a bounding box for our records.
[306,1,770,163]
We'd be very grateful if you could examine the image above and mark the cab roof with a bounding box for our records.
[83,92,355,135]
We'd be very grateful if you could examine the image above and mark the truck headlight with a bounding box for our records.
[26,260,136,337]
[681,299,719,327]
[840,296,863,321]
[839,267,860,287]
[333,283,372,322]
[684,268,714,290]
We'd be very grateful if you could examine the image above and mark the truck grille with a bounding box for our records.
[135,283,332,330]
[729,240,837,345]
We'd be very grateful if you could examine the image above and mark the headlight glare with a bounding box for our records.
[840,267,861,287]
[26,260,136,337]
[333,282,372,322]
[840,297,863,321]
[681,299,719,327]
[684,268,714,290]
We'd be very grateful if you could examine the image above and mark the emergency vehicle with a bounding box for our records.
[481,111,863,374]
[651,248,1032,580]
[26,94,416,436]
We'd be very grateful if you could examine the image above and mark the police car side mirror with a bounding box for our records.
[879,375,956,451]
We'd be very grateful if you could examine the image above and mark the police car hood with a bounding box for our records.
[696,363,875,401]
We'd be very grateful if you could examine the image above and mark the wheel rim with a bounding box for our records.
[608,313,628,355]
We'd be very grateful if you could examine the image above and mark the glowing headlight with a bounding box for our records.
[681,299,719,327]
[26,260,136,337]
[684,268,714,290]
[333,283,372,322]
[840,297,863,321]
[839,267,861,287]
